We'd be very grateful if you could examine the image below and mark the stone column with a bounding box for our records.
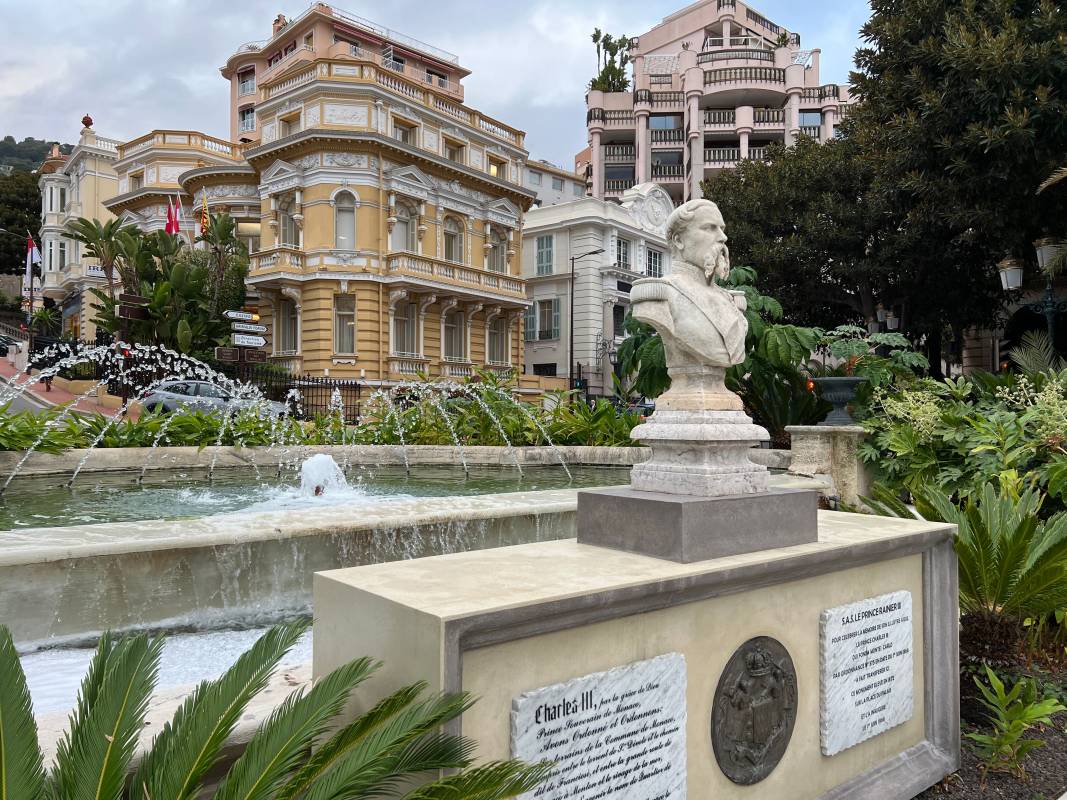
[786,425,870,510]
[786,91,801,146]
[739,130,750,160]
[635,110,650,183]
[590,129,604,200]
[821,106,836,142]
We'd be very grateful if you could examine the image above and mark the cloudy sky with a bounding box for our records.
[0,0,871,168]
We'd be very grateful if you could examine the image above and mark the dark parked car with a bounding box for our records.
[140,380,287,416]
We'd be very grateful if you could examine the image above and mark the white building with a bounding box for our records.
[522,159,588,207]
[521,182,674,396]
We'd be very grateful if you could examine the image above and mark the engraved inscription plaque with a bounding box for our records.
[711,636,797,785]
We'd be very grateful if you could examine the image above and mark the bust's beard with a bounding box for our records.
[702,243,731,284]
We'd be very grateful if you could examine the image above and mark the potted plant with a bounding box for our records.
[810,325,928,425]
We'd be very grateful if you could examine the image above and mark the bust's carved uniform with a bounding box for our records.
[631,265,746,368]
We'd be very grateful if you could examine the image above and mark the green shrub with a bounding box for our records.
[0,622,548,800]
[966,664,1066,779]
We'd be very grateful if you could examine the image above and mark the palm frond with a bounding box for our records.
[1037,165,1067,194]
[1009,330,1064,375]
[284,690,474,800]
[213,654,378,800]
[0,626,44,800]
[50,633,163,800]
[400,760,555,800]
[134,621,308,800]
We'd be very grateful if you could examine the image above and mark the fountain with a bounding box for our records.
[299,453,349,496]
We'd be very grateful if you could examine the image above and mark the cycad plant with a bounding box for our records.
[0,620,549,800]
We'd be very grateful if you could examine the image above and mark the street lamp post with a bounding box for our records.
[569,248,605,390]
[998,244,1067,349]
[0,227,35,353]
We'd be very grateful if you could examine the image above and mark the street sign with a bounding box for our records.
[231,321,267,334]
[118,293,150,306]
[231,333,267,348]
[242,349,267,364]
[118,305,151,321]
[224,309,259,322]
[214,346,240,362]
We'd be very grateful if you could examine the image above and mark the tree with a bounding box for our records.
[67,217,140,300]
[198,212,248,314]
[0,170,40,276]
[0,135,72,172]
[589,30,631,92]
[848,0,1067,361]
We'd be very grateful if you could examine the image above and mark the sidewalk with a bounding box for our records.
[0,359,137,418]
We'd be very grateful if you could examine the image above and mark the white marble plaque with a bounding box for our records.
[820,590,914,756]
[511,653,686,800]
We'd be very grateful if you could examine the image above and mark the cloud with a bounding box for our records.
[0,0,869,168]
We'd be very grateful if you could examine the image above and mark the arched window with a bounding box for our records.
[488,228,507,273]
[443,216,463,263]
[390,204,415,252]
[278,196,298,247]
[334,191,356,250]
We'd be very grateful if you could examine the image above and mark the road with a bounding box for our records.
[5,388,48,413]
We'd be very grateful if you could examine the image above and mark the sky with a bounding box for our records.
[0,0,872,169]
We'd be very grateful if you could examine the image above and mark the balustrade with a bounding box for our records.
[799,125,821,139]
[650,128,684,142]
[651,164,684,178]
[605,178,636,193]
[704,109,736,125]
[697,49,775,65]
[754,108,786,124]
[704,67,785,85]
[704,147,741,163]
[603,145,636,162]
[651,91,683,106]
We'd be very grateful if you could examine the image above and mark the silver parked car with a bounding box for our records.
[140,380,288,416]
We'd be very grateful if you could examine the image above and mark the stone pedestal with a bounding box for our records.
[630,366,770,497]
[577,486,818,562]
[313,513,960,800]
[787,425,870,509]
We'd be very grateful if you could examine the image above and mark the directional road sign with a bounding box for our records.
[231,321,267,334]
[231,333,267,348]
[224,309,259,322]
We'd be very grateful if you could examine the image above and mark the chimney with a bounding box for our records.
[272,13,288,34]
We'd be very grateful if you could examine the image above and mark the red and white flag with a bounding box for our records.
[175,194,185,237]
[165,198,177,235]
[24,235,41,289]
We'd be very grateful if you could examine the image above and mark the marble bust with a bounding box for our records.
[627,198,770,497]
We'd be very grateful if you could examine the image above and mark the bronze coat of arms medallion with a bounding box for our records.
[711,636,798,784]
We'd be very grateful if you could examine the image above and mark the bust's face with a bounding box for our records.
[673,204,727,265]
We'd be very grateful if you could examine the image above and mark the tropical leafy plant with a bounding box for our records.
[0,621,549,800]
[811,324,929,388]
[966,664,1066,779]
[66,217,141,300]
[588,30,631,92]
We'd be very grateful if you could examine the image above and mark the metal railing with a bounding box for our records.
[650,128,684,142]
[704,109,736,125]
[746,8,781,35]
[604,178,636,192]
[651,91,683,106]
[603,145,636,161]
[651,164,684,178]
[698,49,775,64]
[802,84,841,101]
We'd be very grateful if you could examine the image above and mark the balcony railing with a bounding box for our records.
[117,130,243,161]
[704,109,736,125]
[754,108,786,124]
[605,178,636,193]
[704,67,785,86]
[651,91,683,106]
[697,49,775,65]
[250,246,304,271]
[605,110,634,124]
[703,147,770,164]
[651,164,684,178]
[386,253,525,297]
[389,355,429,376]
[442,361,473,378]
[650,128,684,142]
[603,145,636,162]
[799,125,821,139]
[649,75,673,85]
[717,0,736,8]
[746,8,782,35]
[802,84,841,101]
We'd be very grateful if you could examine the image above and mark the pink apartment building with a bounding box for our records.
[585,0,852,205]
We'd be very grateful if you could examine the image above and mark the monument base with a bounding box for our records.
[577,486,818,562]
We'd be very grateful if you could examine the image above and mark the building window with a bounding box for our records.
[533,363,557,376]
[488,229,507,273]
[278,113,301,138]
[528,170,542,186]
[392,120,416,145]
[130,173,143,191]
[487,316,508,364]
[799,110,822,127]
[445,140,465,164]
[535,235,553,275]
[238,108,256,133]
[616,238,631,270]
[237,69,256,96]
[303,32,314,48]
[573,183,585,197]
[390,204,416,252]
[276,299,298,354]
[551,176,564,191]
[58,241,67,270]
[334,294,356,354]
[538,298,560,340]
[426,68,448,88]
[279,198,299,247]
[444,217,463,263]
[524,305,536,341]
[392,301,418,356]
[613,304,626,337]
[488,157,505,179]
[59,187,67,211]
[334,191,356,249]
[646,248,663,278]
[443,310,465,360]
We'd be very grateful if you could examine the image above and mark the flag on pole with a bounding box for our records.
[175,194,186,239]
[25,235,41,287]
[200,193,209,235]
[165,198,176,235]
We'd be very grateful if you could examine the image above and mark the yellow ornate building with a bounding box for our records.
[103,4,558,393]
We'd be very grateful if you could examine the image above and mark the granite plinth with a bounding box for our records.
[576,486,818,563]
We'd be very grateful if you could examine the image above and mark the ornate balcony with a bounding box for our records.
[117,130,243,161]
[385,253,525,298]
[697,49,775,65]
[799,125,821,140]
[250,246,305,273]
[603,145,636,163]
[442,359,474,378]
[754,108,786,125]
[704,109,736,127]
[651,164,684,180]
[650,91,683,107]
[704,67,785,87]
[389,355,430,377]
[650,129,685,144]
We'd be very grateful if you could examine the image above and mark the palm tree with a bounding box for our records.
[66,217,138,301]
[0,620,550,800]
[197,212,246,315]
[591,28,603,70]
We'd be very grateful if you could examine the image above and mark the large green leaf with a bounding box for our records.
[0,627,44,800]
